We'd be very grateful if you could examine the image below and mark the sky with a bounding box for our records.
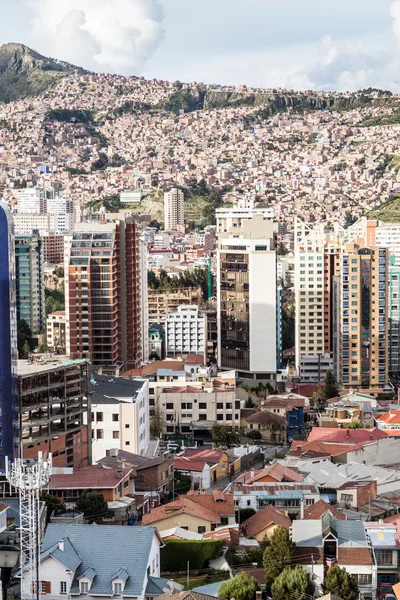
[0,0,399,92]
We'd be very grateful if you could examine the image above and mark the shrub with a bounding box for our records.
[161,539,223,572]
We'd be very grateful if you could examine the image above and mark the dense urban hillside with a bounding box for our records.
[0,43,89,103]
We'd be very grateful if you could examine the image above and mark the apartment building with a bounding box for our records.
[217,214,278,383]
[17,187,74,215]
[17,356,91,467]
[65,218,142,374]
[86,376,149,464]
[164,188,184,231]
[156,378,240,437]
[148,287,203,324]
[166,305,206,357]
[295,218,389,394]
[15,234,45,335]
[216,205,274,233]
[46,311,66,352]
[140,238,149,363]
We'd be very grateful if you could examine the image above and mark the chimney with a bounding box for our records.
[297,444,302,451]
[58,539,64,552]
[346,429,350,438]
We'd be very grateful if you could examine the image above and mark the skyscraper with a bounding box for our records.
[295,218,389,395]
[216,214,278,384]
[164,188,184,231]
[0,202,19,467]
[65,218,142,374]
[15,234,45,335]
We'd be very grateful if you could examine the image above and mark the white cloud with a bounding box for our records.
[24,0,165,74]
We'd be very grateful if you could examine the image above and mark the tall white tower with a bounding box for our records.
[6,454,52,600]
[164,188,184,231]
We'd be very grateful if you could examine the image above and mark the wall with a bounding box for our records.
[333,438,400,466]
[40,555,75,599]
[148,512,215,534]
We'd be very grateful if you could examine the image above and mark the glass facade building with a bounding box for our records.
[0,202,19,468]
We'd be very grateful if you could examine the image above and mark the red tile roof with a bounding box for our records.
[49,465,132,490]
[184,354,205,365]
[234,464,304,484]
[376,411,400,425]
[204,527,239,546]
[289,440,357,457]
[184,491,235,516]
[142,497,220,526]
[301,500,346,521]
[307,427,387,443]
[337,547,373,565]
[242,505,291,539]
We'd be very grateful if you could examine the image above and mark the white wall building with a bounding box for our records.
[140,239,149,363]
[85,376,150,464]
[166,305,206,358]
[217,214,277,383]
[216,206,274,233]
[164,188,184,231]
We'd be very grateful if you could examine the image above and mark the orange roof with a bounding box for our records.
[184,491,235,516]
[142,497,220,526]
[392,581,400,600]
[376,411,400,425]
[235,464,304,484]
[307,427,387,443]
[289,440,357,457]
[301,500,346,521]
[384,430,400,437]
[241,505,291,538]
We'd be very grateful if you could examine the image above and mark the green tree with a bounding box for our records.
[323,565,359,600]
[76,491,108,519]
[17,319,32,356]
[247,429,262,440]
[218,573,258,600]
[263,525,296,593]
[271,566,313,600]
[237,507,256,524]
[41,493,65,523]
[211,424,240,447]
[245,397,255,408]
[282,302,295,351]
[277,242,288,256]
[324,369,339,398]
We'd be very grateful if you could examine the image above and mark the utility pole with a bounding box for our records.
[187,561,189,590]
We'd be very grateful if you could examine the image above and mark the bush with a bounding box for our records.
[247,430,262,440]
[161,539,223,572]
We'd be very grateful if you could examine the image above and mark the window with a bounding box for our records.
[357,574,372,586]
[375,550,393,565]
[125,441,130,446]
[60,582,67,595]
[114,583,123,595]
[113,431,119,439]
[80,582,89,594]
[96,412,103,422]
[199,403,207,409]
[125,424,130,428]
[341,493,353,502]
[166,403,174,410]
[221,517,229,526]
[247,500,251,507]
[39,582,51,594]
[198,414,207,421]
[112,414,119,422]
[198,526,206,534]
[97,429,104,440]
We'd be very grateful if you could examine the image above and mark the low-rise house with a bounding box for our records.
[48,465,134,504]
[261,394,306,439]
[241,505,291,541]
[231,482,320,514]
[39,524,173,600]
[142,496,221,534]
[292,512,377,598]
[185,491,235,527]
[98,449,174,495]
[320,398,374,429]
[233,463,305,485]
[243,410,286,443]
[300,499,346,521]
[337,481,378,509]
[376,410,400,431]
[174,449,229,486]
[364,522,400,593]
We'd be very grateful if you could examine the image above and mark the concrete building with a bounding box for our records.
[65,219,142,374]
[164,188,184,231]
[149,324,165,359]
[217,214,278,383]
[140,239,149,363]
[15,234,45,335]
[87,375,150,464]
[166,305,206,358]
[17,187,74,215]
[0,202,18,468]
[148,288,203,324]
[46,311,66,352]
[216,205,274,233]
[157,377,240,437]
[17,356,91,467]
[295,218,389,394]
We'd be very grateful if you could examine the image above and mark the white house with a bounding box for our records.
[85,376,150,464]
[39,524,176,600]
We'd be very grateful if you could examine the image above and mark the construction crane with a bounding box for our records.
[6,453,52,600]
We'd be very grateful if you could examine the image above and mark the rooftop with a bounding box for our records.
[91,375,147,403]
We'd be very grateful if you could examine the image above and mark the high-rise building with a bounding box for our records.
[166,305,206,358]
[295,218,389,395]
[17,187,74,215]
[216,214,278,384]
[65,218,142,374]
[164,188,184,231]
[0,202,19,468]
[216,205,274,233]
[139,239,149,363]
[15,234,45,335]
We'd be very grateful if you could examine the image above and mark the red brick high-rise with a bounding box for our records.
[65,218,142,374]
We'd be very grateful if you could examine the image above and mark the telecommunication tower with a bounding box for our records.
[6,453,52,600]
